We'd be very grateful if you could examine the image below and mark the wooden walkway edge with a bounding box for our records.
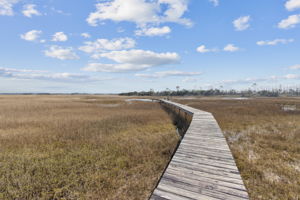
[150,100,249,200]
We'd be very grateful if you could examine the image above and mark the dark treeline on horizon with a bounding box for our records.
[119,88,300,97]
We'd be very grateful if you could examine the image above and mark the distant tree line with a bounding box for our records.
[119,88,300,97]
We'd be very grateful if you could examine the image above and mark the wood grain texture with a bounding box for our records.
[150,100,249,200]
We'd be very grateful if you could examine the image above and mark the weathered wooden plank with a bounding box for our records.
[157,183,219,200]
[149,100,249,200]
[165,169,246,190]
[172,155,237,169]
[159,177,248,200]
[168,161,243,180]
[179,144,232,153]
[175,152,237,166]
[162,172,248,196]
[172,155,238,170]
[167,164,245,186]
[177,147,234,159]
[153,189,195,200]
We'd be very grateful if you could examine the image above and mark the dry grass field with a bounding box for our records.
[174,97,300,200]
[0,95,179,200]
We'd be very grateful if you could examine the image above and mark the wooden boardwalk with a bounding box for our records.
[150,100,249,200]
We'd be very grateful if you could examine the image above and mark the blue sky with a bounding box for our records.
[0,0,300,93]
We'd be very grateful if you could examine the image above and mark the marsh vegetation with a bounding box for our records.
[2,95,299,200]
[0,95,179,200]
[174,97,300,200]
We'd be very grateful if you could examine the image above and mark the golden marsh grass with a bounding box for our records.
[0,95,179,200]
[175,97,300,200]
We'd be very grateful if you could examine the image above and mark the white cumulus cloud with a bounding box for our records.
[20,30,42,42]
[233,16,250,31]
[278,14,300,29]
[224,44,240,52]
[82,49,180,73]
[257,39,294,46]
[135,70,201,78]
[79,37,136,56]
[285,0,300,11]
[196,45,218,53]
[22,4,41,17]
[135,26,171,36]
[86,0,192,27]
[98,49,179,65]
[52,32,68,42]
[0,0,19,16]
[44,46,79,60]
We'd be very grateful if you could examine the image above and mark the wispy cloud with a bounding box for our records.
[0,67,108,82]
[196,45,218,53]
[135,26,171,37]
[223,44,240,52]
[289,64,300,70]
[209,0,219,7]
[81,33,91,38]
[0,67,46,73]
[182,77,198,82]
[79,37,136,56]
[257,38,294,46]
[218,74,300,86]
[135,70,201,78]
[284,74,300,79]
[49,7,71,16]
[197,44,240,53]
